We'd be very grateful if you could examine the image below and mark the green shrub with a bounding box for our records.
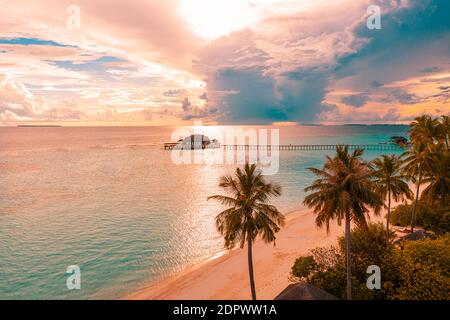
[390,202,429,227]
[338,223,395,269]
[290,224,450,300]
[309,266,346,299]
[392,235,450,300]
[390,202,450,235]
[291,255,317,280]
[338,223,396,299]
[295,223,395,299]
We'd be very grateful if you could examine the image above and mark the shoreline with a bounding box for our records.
[125,208,371,300]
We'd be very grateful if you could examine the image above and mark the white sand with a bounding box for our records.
[126,208,384,300]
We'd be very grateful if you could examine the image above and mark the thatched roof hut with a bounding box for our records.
[182,134,210,145]
[394,229,436,246]
[274,283,338,300]
[181,134,211,149]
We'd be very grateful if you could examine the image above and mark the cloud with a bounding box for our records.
[0,74,37,119]
[0,0,449,124]
[0,37,75,47]
[194,0,450,124]
[0,74,87,121]
[334,0,450,84]
[194,22,345,123]
[371,81,383,88]
[0,0,202,69]
[181,97,191,111]
[391,89,420,105]
[341,93,369,108]
[420,66,443,73]
[324,0,450,121]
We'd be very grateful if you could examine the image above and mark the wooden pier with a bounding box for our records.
[165,142,403,151]
[221,144,403,151]
[164,142,221,150]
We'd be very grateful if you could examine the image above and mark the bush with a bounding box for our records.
[291,256,317,280]
[390,202,450,235]
[338,223,395,269]
[391,235,450,300]
[309,266,347,298]
[290,224,450,300]
[295,223,395,299]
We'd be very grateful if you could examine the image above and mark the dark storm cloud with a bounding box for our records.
[342,93,369,108]
[196,0,450,124]
[336,0,450,77]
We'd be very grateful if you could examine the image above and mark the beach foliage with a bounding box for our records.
[296,114,449,300]
[370,154,412,240]
[291,224,450,300]
[420,144,450,207]
[208,163,285,300]
[291,256,317,280]
[402,115,450,232]
[390,202,450,235]
[390,235,450,300]
[303,145,382,299]
[309,223,396,300]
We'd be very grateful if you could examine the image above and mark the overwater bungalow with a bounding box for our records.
[164,134,221,150]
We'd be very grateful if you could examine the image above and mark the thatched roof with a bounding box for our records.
[274,283,338,300]
[183,134,210,144]
[394,229,436,245]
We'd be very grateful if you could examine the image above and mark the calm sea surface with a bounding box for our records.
[0,125,408,299]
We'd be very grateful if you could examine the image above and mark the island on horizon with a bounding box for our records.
[16,125,63,127]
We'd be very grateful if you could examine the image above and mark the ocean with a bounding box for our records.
[0,125,408,299]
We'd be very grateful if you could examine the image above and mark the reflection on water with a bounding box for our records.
[0,125,408,299]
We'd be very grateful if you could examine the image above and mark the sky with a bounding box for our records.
[0,0,449,125]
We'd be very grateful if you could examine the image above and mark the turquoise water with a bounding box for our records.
[0,125,408,299]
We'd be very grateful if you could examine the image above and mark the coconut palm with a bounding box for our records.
[371,155,413,240]
[409,115,440,147]
[438,115,449,150]
[303,146,382,300]
[421,145,450,206]
[208,163,285,300]
[401,142,431,232]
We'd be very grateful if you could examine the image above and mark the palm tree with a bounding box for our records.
[401,142,430,232]
[409,115,440,147]
[421,145,450,207]
[208,163,285,300]
[438,115,449,150]
[371,155,413,240]
[303,146,382,300]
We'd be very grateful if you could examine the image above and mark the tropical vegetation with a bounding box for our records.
[303,145,382,300]
[298,114,449,300]
[291,224,450,300]
[209,114,449,300]
[208,163,285,300]
[371,154,412,239]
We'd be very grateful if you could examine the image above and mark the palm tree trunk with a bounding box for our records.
[386,189,391,243]
[345,211,352,300]
[410,174,422,233]
[247,239,257,300]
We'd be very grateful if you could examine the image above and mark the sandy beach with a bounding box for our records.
[126,208,384,300]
